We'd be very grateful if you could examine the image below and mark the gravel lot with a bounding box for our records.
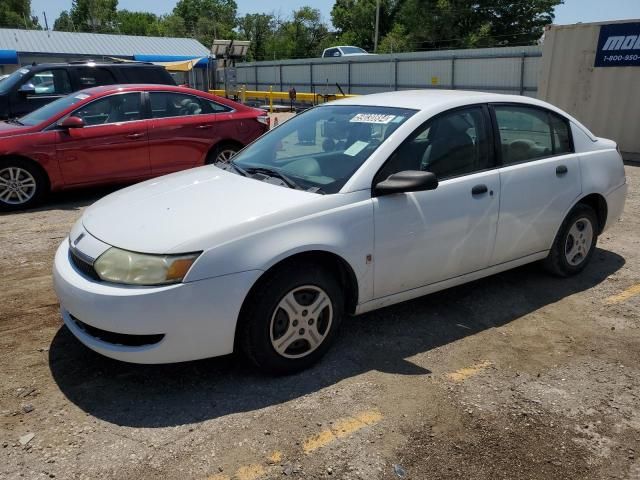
[1,165,638,480]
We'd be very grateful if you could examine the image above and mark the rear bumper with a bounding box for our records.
[53,240,262,364]
[603,181,628,232]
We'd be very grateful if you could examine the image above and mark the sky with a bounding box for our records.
[30,0,640,31]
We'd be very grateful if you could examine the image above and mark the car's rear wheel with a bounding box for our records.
[544,204,598,277]
[0,159,47,211]
[206,143,240,165]
[240,261,344,375]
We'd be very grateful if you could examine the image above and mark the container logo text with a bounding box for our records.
[595,23,640,67]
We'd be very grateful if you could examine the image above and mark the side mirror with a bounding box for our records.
[59,116,85,129]
[374,170,438,196]
[18,83,36,95]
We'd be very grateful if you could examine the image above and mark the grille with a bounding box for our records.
[70,315,165,347]
[69,248,100,281]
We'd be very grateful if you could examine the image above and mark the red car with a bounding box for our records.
[0,84,269,211]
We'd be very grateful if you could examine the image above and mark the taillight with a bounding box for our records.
[257,115,270,128]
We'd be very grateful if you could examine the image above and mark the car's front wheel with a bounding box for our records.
[240,261,344,375]
[206,143,240,165]
[0,158,47,211]
[544,203,598,276]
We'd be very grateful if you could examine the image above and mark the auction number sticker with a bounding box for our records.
[350,113,395,124]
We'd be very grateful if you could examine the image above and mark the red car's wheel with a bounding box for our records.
[0,158,47,211]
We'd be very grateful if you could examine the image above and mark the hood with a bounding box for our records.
[82,166,329,254]
[0,121,35,138]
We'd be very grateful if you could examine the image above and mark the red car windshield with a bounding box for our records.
[19,92,93,126]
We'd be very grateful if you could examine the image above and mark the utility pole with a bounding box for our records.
[374,0,380,53]
[42,12,49,31]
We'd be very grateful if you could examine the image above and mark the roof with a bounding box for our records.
[0,28,210,58]
[330,89,597,140]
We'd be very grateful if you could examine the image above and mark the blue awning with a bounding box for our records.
[133,54,209,68]
[0,50,19,65]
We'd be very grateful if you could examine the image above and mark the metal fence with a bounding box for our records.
[235,45,543,98]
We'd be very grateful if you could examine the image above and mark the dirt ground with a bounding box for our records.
[1,165,638,480]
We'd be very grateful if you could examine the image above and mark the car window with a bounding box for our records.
[123,67,167,84]
[377,106,491,182]
[324,48,339,57]
[149,92,206,118]
[76,67,117,88]
[231,105,416,194]
[341,47,367,54]
[203,99,232,113]
[71,93,143,126]
[23,69,72,95]
[494,105,571,165]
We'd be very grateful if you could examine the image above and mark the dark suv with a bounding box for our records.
[0,61,175,119]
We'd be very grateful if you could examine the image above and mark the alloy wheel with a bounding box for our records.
[0,167,37,205]
[215,149,237,164]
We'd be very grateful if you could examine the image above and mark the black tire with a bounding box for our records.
[0,158,47,212]
[205,142,241,165]
[239,261,344,375]
[543,203,599,277]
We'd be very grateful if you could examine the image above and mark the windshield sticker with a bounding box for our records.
[74,93,90,100]
[344,140,369,156]
[350,113,395,124]
[19,68,29,74]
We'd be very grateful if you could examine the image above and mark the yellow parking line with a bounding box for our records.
[605,283,640,304]
[302,409,383,454]
[447,361,492,382]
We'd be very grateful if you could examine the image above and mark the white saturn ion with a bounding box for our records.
[53,90,627,374]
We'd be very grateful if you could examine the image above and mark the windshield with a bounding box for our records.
[231,105,416,194]
[0,67,29,94]
[341,47,367,54]
[19,92,91,126]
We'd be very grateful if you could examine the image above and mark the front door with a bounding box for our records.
[10,69,73,117]
[490,104,582,265]
[56,92,150,185]
[373,105,500,298]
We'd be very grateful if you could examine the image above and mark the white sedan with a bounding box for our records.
[53,90,627,374]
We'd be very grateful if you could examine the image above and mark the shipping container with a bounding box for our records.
[538,20,640,159]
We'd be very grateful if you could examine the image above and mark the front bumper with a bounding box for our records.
[53,240,262,364]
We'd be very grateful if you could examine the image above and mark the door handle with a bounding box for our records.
[125,132,144,139]
[196,124,212,129]
[471,184,488,196]
[556,165,568,175]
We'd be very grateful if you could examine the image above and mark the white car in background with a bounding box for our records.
[53,90,627,374]
[322,46,372,58]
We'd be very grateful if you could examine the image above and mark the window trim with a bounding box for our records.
[372,103,497,191]
[146,90,234,120]
[488,102,575,168]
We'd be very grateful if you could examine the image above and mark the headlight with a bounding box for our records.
[93,248,200,286]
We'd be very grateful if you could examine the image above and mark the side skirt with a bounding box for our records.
[354,251,549,315]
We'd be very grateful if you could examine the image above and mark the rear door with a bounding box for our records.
[490,104,581,265]
[56,92,150,185]
[147,91,220,175]
[72,66,118,89]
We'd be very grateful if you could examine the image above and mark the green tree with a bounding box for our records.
[237,13,274,61]
[54,0,118,33]
[173,0,237,45]
[378,23,411,53]
[395,0,560,50]
[148,14,188,38]
[0,0,40,29]
[116,10,158,35]
[331,0,398,52]
[53,11,75,31]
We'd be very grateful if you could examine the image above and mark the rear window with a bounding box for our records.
[121,67,174,85]
[76,67,117,88]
